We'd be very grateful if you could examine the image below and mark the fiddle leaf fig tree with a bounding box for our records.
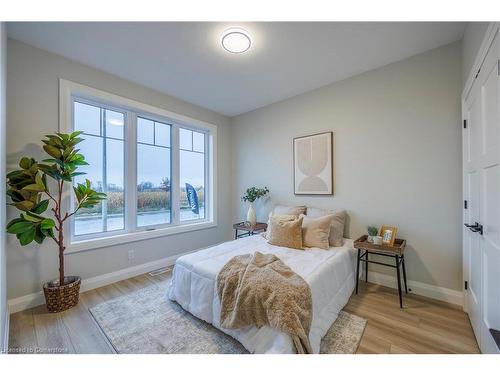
[6,132,106,285]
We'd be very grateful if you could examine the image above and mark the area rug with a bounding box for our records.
[89,280,366,354]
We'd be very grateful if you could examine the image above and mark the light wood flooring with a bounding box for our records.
[8,273,480,354]
[345,282,479,353]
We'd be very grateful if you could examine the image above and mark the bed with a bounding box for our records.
[167,234,357,354]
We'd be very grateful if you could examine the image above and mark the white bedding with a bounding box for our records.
[168,235,356,354]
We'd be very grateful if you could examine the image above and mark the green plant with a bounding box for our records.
[241,186,269,203]
[6,132,106,285]
[367,226,378,236]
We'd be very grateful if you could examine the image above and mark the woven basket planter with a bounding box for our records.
[43,276,81,313]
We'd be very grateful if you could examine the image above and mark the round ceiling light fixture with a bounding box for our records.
[221,28,251,54]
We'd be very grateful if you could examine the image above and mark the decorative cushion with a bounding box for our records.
[273,205,307,216]
[262,213,297,239]
[267,216,304,250]
[300,214,334,250]
[307,208,346,247]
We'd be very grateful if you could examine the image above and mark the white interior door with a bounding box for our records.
[464,29,500,354]
[463,80,482,344]
[478,31,500,354]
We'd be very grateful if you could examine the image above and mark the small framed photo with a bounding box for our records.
[379,225,398,246]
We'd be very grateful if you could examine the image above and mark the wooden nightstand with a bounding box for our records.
[233,222,267,239]
[354,235,408,308]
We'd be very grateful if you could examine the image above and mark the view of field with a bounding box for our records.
[74,187,205,235]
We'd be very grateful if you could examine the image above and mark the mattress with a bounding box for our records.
[167,234,356,354]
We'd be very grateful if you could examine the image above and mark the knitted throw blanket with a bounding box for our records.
[217,251,313,354]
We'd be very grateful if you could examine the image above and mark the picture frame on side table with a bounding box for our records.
[379,225,398,246]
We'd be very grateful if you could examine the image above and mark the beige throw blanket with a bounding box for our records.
[216,252,313,354]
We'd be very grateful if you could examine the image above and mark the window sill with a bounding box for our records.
[66,221,217,254]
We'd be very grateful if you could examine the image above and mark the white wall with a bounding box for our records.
[0,23,8,351]
[462,22,489,86]
[231,42,463,291]
[6,39,233,300]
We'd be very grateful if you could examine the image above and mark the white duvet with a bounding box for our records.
[168,235,356,354]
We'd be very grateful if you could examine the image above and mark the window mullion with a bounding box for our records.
[171,125,180,225]
[101,109,108,232]
[126,112,137,232]
[205,131,210,221]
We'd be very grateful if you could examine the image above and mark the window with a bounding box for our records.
[179,128,206,221]
[137,117,172,227]
[73,101,125,236]
[60,80,216,251]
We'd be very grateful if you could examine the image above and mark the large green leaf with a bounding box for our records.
[56,133,70,142]
[22,184,45,192]
[7,190,25,203]
[42,158,64,167]
[41,218,55,230]
[38,163,61,180]
[19,157,33,169]
[31,199,49,214]
[22,212,43,223]
[19,227,36,246]
[43,145,62,159]
[44,135,63,147]
[34,227,45,244]
[40,227,54,238]
[7,221,34,234]
[70,131,83,138]
[6,217,24,227]
[14,200,35,211]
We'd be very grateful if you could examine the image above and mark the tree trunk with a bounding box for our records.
[58,221,65,286]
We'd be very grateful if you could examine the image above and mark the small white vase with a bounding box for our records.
[246,203,257,227]
[367,235,374,243]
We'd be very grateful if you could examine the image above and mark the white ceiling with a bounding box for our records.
[7,22,466,117]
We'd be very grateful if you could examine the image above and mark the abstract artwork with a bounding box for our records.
[293,132,333,195]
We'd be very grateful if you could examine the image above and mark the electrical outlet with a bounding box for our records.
[128,250,135,262]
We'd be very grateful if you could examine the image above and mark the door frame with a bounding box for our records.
[463,23,500,102]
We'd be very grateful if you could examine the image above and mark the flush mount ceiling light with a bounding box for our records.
[221,28,251,54]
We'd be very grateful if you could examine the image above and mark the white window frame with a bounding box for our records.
[59,79,217,253]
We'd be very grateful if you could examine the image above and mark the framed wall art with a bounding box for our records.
[293,131,333,195]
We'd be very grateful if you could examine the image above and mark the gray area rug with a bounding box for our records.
[89,281,366,354]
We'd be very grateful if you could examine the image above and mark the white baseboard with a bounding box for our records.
[7,252,185,314]
[360,268,463,306]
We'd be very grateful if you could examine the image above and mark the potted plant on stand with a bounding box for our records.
[6,132,106,313]
[241,186,269,227]
[367,226,378,243]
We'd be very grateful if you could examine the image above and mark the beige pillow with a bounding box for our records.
[300,214,334,250]
[267,216,304,250]
[262,213,297,239]
[307,208,346,247]
[273,205,306,216]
